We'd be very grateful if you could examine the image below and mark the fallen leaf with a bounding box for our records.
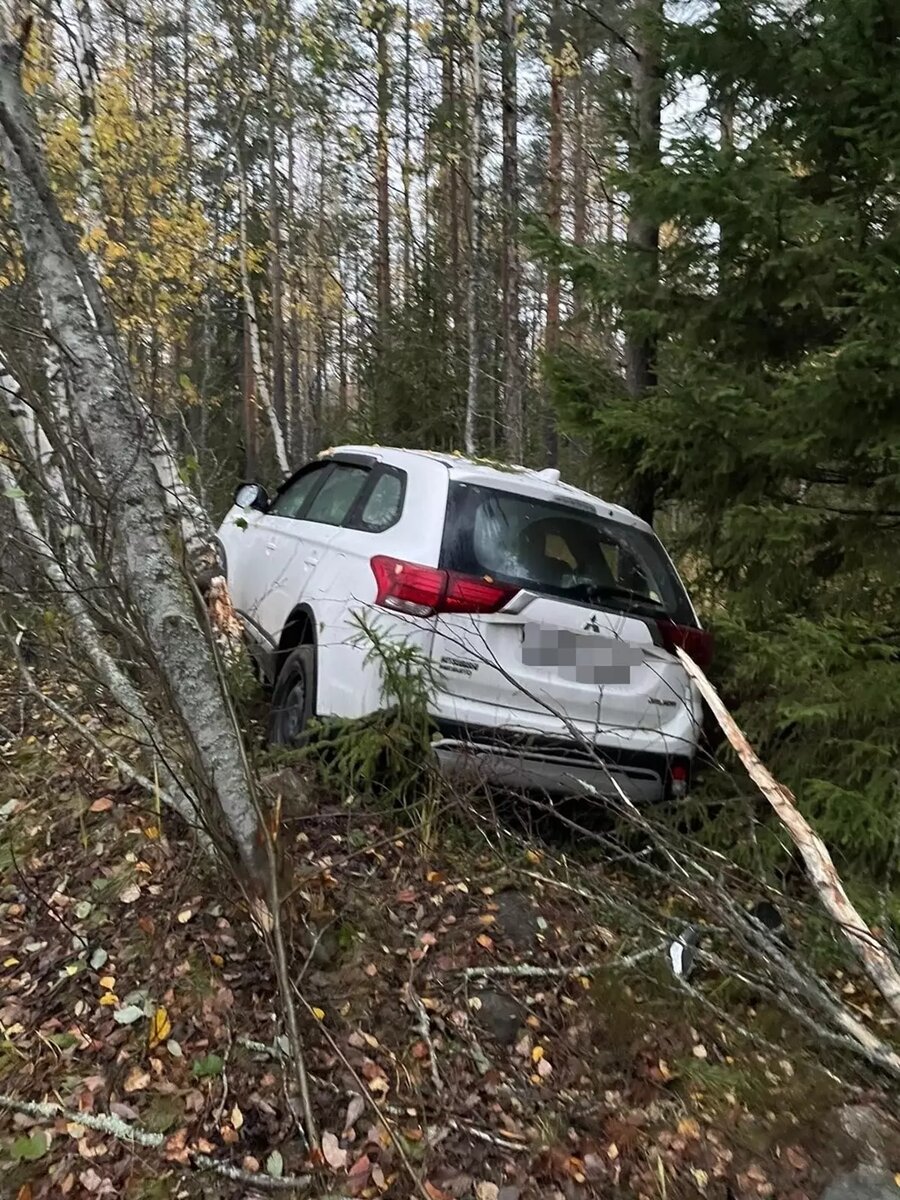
[476,934,494,950]
[537,1057,553,1078]
[692,1043,708,1060]
[266,1149,284,1178]
[364,963,378,977]
[99,976,115,991]
[176,909,193,924]
[607,1143,619,1161]
[311,1007,325,1020]
[124,1066,150,1093]
[786,1147,809,1171]
[89,797,114,813]
[119,884,141,904]
[678,1117,701,1139]
[144,825,160,839]
[425,1182,452,1200]
[148,1005,171,1049]
[531,1045,544,1063]
[476,1184,500,1200]
[243,1155,260,1172]
[112,1004,144,1025]
[166,1039,182,1058]
[230,1104,244,1131]
[322,1130,348,1170]
[343,1092,365,1136]
[11,1133,48,1162]
[99,993,119,1007]
[191,1053,224,1078]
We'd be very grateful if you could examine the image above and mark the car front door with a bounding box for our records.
[253,461,372,649]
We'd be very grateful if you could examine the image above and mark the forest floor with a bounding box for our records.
[1,667,898,1200]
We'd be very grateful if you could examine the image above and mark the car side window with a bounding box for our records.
[304,464,369,526]
[357,471,404,532]
[269,466,327,519]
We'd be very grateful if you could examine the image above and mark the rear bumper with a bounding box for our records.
[430,719,692,804]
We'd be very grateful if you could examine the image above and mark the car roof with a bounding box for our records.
[324,444,647,530]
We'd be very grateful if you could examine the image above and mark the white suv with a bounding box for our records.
[218,446,712,803]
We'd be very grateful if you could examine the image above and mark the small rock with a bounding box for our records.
[837,1105,900,1168]
[259,768,313,811]
[820,1168,900,1200]
[471,990,523,1046]
[494,891,538,950]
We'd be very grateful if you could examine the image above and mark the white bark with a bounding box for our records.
[0,37,264,878]
[0,452,200,830]
[463,0,483,457]
[239,166,290,477]
[678,647,900,1023]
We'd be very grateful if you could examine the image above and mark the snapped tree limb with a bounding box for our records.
[677,646,900,1023]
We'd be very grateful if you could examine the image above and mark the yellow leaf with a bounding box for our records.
[677,1117,701,1140]
[231,1104,243,1131]
[99,976,116,990]
[148,1005,172,1049]
[3,956,19,967]
[144,825,160,840]
[531,1045,544,1063]
[99,993,119,1006]
[311,1007,325,1021]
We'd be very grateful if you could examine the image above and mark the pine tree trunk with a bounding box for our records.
[402,0,414,295]
[500,0,523,462]
[463,0,483,456]
[543,35,563,465]
[623,0,662,523]
[571,65,588,340]
[375,0,392,333]
[267,68,287,458]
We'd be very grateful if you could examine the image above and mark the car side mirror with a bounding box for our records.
[234,482,268,511]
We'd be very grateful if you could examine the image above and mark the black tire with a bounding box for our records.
[268,645,316,746]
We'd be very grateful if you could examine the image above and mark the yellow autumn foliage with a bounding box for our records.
[41,68,216,347]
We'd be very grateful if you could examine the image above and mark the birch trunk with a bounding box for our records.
[0,34,264,879]
[0,454,200,830]
[678,648,900,1023]
[239,165,290,477]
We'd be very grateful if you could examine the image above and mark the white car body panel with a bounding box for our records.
[218,445,705,800]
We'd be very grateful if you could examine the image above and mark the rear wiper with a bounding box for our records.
[583,584,668,613]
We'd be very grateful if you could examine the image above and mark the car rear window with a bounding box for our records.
[440,482,696,625]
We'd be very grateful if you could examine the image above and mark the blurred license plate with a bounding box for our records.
[521,626,642,684]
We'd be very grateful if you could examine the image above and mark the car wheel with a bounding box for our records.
[268,645,315,746]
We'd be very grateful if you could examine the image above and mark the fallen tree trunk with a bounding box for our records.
[0,27,264,881]
[677,646,900,1022]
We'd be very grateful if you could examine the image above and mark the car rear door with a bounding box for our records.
[432,481,703,746]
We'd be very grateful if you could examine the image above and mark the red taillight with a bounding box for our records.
[370,556,516,617]
[657,619,714,671]
[443,573,517,614]
[371,556,446,616]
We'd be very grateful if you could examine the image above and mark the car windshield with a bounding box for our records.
[440,482,696,625]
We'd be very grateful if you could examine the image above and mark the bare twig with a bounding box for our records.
[454,943,663,980]
[407,979,444,1093]
[0,1094,311,1191]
